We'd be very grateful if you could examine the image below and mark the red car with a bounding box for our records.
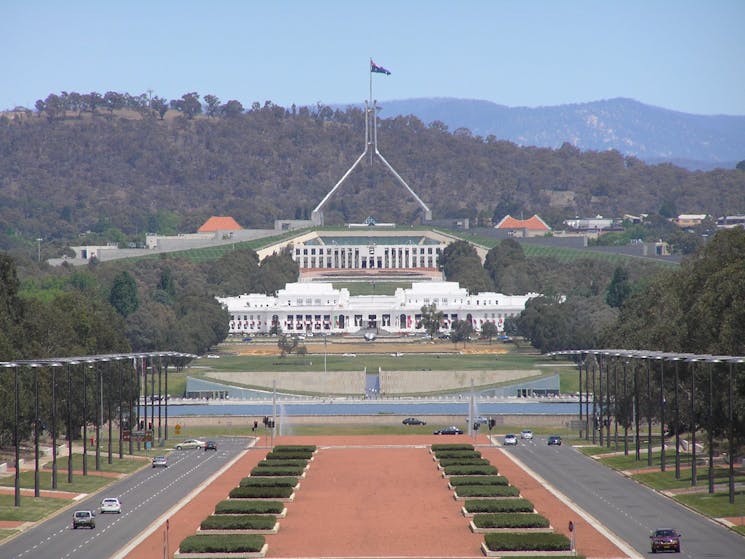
[650,528,681,553]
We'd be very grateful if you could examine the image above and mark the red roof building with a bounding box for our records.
[494,215,551,237]
[198,216,243,233]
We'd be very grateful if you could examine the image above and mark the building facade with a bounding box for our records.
[217,281,539,336]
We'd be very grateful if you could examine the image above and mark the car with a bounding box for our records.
[650,528,681,553]
[175,439,205,450]
[503,434,518,445]
[204,440,218,451]
[72,510,95,529]
[100,497,121,514]
[466,416,489,425]
[402,417,426,425]
[520,429,534,440]
[152,456,168,468]
[433,425,463,435]
[547,435,562,446]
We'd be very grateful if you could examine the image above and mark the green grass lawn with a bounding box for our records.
[42,452,149,474]
[0,493,71,521]
[675,490,745,521]
[0,469,114,494]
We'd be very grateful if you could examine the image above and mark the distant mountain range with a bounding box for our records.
[354,97,745,171]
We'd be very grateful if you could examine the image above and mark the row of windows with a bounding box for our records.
[295,247,442,256]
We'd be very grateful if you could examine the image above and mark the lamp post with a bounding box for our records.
[634,358,641,461]
[687,357,698,487]
[658,355,666,472]
[32,363,41,498]
[36,237,42,262]
[672,357,681,480]
[727,358,744,505]
[50,362,61,489]
[623,359,629,455]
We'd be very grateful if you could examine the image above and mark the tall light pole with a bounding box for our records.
[36,237,42,263]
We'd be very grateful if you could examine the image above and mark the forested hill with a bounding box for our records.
[1,101,744,250]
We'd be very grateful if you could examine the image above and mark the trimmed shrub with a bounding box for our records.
[438,458,490,467]
[473,513,550,529]
[178,534,265,553]
[443,464,498,476]
[456,485,521,498]
[239,476,298,487]
[273,445,316,452]
[257,459,308,467]
[449,475,508,486]
[215,500,284,514]
[431,443,474,452]
[229,486,294,499]
[265,451,313,460]
[483,532,571,552]
[201,514,276,530]
[250,465,305,476]
[464,498,533,513]
[433,450,482,459]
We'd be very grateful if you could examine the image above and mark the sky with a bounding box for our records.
[2,0,744,116]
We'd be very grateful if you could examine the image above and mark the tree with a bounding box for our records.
[605,266,631,308]
[151,96,169,119]
[204,94,221,117]
[480,321,498,343]
[170,92,202,119]
[418,304,443,338]
[450,319,473,348]
[109,271,139,317]
[222,100,244,118]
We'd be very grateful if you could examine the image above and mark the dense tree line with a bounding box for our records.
[1,90,744,260]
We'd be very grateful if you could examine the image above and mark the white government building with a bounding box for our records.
[217,281,539,336]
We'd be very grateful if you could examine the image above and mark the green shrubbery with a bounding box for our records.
[264,451,314,460]
[464,498,532,513]
[200,514,277,531]
[250,465,306,476]
[443,464,498,476]
[449,475,508,486]
[455,485,521,498]
[431,443,474,452]
[473,513,549,529]
[178,534,265,553]
[257,459,308,467]
[228,486,294,499]
[239,476,298,487]
[483,532,571,552]
[214,500,284,514]
[272,445,316,453]
[432,450,482,459]
[438,458,491,467]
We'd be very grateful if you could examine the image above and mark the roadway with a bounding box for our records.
[0,437,252,559]
[498,434,742,559]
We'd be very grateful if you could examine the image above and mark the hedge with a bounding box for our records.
[239,476,298,487]
[473,513,550,529]
[273,445,316,452]
[483,532,571,552]
[443,464,498,476]
[215,500,284,514]
[178,534,265,553]
[257,459,308,467]
[464,498,533,513]
[229,486,294,499]
[265,451,313,460]
[456,485,521,498]
[432,450,482,459]
[200,514,277,531]
[449,475,508,486]
[250,465,306,476]
[438,458,491,467]
[431,443,474,452]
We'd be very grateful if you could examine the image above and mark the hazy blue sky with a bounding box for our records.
[3,0,744,115]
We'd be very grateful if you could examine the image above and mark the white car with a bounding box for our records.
[520,429,534,440]
[175,439,205,450]
[100,497,121,514]
[503,434,518,446]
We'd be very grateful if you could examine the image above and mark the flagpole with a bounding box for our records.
[369,59,373,163]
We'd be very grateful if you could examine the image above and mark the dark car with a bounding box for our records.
[402,417,426,425]
[433,425,463,435]
[547,435,562,446]
[650,529,681,553]
[204,441,217,451]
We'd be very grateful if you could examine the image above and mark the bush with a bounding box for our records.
[200,514,276,531]
[265,451,313,460]
[431,443,474,452]
[433,450,482,459]
[273,445,316,453]
[443,464,498,476]
[438,458,491,467]
[178,534,265,553]
[257,459,308,467]
[239,476,298,487]
[215,500,284,514]
[473,513,550,529]
[456,485,521,498]
[464,498,533,513]
[229,486,294,499]
[250,465,305,476]
[483,532,571,552]
[449,475,508,486]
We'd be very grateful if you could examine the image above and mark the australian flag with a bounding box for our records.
[370,60,391,75]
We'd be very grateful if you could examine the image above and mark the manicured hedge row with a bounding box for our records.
[273,445,316,453]
[229,486,294,499]
[473,513,550,529]
[265,451,313,460]
[431,443,474,452]
[179,534,265,553]
[456,485,521,498]
[215,500,284,514]
[438,458,491,467]
[239,476,298,487]
[250,465,306,476]
[200,514,277,531]
[465,498,533,513]
[257,459,308,467]
[483,532,571,552]
[433,450,482,459]
[443,464,498,476]
[449,475,509,486]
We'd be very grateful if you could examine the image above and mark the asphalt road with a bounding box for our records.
[0,437,252,559]
[499,435,743,559]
